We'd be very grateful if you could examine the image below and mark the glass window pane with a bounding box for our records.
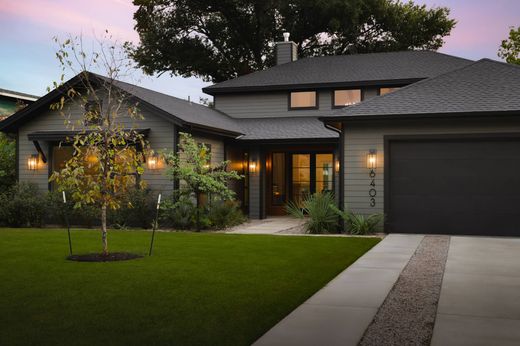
[272,153,286,205]
[334,89,361,106]
[290,91,316,108]
[292,182,311,206]
[316,153,334,194]
[52,146,74,173]
[292,154,310,168]
[380,87,400,95]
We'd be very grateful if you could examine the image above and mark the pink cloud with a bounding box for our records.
[0,0,138,42]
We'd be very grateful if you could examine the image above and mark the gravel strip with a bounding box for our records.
[359,235,450,346]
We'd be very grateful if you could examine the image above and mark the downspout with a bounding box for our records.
[323,122,344,212]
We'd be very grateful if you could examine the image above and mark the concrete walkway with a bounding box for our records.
[431,236,520,346]
[227,216,304,234]
[254,234,424,346]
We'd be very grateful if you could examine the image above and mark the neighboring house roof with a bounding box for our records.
[203,51,473,95]
[237,117,338,140]
[321,59,520,121]
[0,88,39,102]
[0,72,243,137]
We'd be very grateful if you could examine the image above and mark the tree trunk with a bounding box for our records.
[101,203,108,255]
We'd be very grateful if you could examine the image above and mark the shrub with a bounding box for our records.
[109,188,156,229]
[335,209,384,235]
[208,200,246,230]
[160,194,197,230]
[0,182,46,227]
[286,192,339,234]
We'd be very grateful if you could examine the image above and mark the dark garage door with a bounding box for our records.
[387,137,520,236]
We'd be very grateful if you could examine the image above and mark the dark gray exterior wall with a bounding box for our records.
[214,87,380,119]
[18,97,176,193]
[343,117,520,218]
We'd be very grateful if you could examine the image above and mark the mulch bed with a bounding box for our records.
[67,252,143,262]
[359,235,450,346]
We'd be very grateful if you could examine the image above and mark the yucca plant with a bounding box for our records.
[334,207,384,235]
[286,192,339,234]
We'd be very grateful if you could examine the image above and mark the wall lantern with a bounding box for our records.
[147,154,160,170]
[28,154,39,171]
[366,149,377,169]
[249,160,257,174]
[335,160,340,173]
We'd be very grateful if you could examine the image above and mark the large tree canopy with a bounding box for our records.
[129,0,455,83]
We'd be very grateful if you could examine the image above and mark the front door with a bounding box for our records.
[267,152,334,215]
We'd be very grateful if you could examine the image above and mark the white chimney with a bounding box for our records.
[276,33,298,65]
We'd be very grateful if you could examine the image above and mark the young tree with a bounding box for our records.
[128,0,455,82]
[50,34,149,255]
[163,132,241,230]
[499,26,520,65]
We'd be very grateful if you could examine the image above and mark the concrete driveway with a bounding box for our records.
[255,234,520,346]
[432,236,520,346]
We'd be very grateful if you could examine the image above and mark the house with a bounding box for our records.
[2,35,520,237]
[0,88,39,120]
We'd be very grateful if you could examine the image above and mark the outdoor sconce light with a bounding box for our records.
[249,161,257,174]
[335,160,340,173]
[366,149,377,169]
[147,154,160,170]
[27,154,39,171]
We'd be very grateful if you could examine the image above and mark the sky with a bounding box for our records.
[0,0,519,101]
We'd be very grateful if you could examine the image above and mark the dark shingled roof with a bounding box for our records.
[203,51,473,95]
[323,59,520,120]
[237,117,338,140]
[107,77,243,135]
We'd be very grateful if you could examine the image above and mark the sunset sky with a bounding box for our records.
[0,0,519,101]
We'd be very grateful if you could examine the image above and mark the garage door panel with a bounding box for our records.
[388,138,520,236]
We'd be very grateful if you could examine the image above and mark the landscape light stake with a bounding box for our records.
[63,191,73,256]
[149,193,161,256]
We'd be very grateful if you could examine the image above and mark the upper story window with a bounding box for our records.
[379,87,400,96]
[333,89,361,107]
[289,91,317,109]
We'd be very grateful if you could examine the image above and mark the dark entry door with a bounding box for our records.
[387,137,520,236]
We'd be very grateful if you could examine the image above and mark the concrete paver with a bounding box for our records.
[254,234,424,346]
[432,236,520,346]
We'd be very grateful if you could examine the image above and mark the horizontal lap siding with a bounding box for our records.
[214,87,380,119]
[344,118,520,216]
[18,98,175,193]
[192,135,224,165]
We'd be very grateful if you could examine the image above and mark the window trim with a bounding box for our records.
[288,91,319,110]
[331,89,363,109]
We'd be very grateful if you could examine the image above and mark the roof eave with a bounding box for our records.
[203,78,424,95]
[320,110,520,123]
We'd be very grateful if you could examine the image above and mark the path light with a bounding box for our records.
[28,154,39,170]
[367,149,377,169]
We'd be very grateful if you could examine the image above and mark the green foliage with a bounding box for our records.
[207,200,247,229]
[128,0,455,82]
[0,133,16,191]
[335,208,384,235]
[286,192,339,234]
[108,188,156,229]
[164,132,242,202]
[160,194,246,230]
[499,26,520,65]
[0,183,46,227]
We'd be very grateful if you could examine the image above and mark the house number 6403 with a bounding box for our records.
[369,169,376,207]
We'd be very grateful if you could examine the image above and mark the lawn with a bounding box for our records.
[0,229,380,346]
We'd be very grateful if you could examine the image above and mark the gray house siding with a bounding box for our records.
[214,88,380,119]
[192,135,225,165]
[343,117,520,217]
[247,147,262,219]
[18,99,176,193]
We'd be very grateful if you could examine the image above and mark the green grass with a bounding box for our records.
[0,229,380,346]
